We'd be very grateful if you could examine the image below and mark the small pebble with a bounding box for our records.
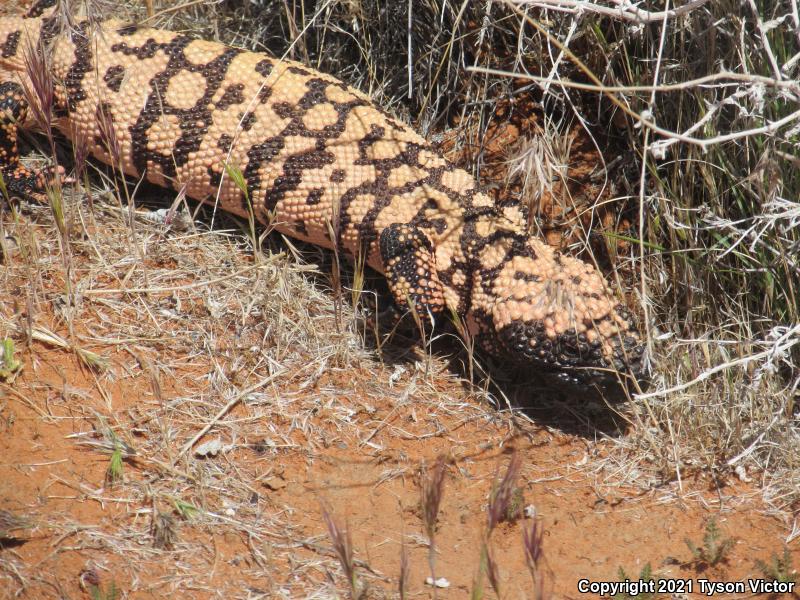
[425,577,450,588]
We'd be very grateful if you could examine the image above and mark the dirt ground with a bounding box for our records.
[1,337,798,599]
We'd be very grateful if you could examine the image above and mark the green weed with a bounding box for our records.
[685,518,734,567]
[0,338,22,381]
[613,564,655,600]
[755,548,797,585]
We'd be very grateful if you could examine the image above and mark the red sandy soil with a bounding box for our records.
[1,340,797,599]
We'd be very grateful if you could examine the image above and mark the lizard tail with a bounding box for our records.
[0,0,59,79]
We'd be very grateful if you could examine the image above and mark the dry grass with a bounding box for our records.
[1,0,799,596]
[512,0,800,509]
[0,179,515,596]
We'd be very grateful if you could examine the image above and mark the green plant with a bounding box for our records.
[75,346,110,372]
[685,518,734,567]
[223,160,261,263]
[75,419,137,488]
[0,338,22,381]
[89,580,120,600]
[105,435,125,486]
[173,498,200,520]
[613,564,655,600]
[756,548,797,584]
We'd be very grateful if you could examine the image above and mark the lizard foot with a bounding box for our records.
[379,223,446,328]
[0,81,67,204]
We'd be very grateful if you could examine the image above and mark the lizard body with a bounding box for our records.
[0,0,646,386]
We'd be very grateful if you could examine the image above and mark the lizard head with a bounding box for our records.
[467,234,647,388]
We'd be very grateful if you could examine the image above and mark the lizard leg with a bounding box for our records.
[0,81,62,202]
[379,223,446,325]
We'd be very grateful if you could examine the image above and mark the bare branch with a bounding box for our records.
[513,0,710,24]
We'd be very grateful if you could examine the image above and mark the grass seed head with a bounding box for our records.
[320,502,360,598]
[421,455,448,540]
[22,39,55,137]
[487,451,523,532]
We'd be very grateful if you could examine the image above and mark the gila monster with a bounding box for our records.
[0,0,646,388]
